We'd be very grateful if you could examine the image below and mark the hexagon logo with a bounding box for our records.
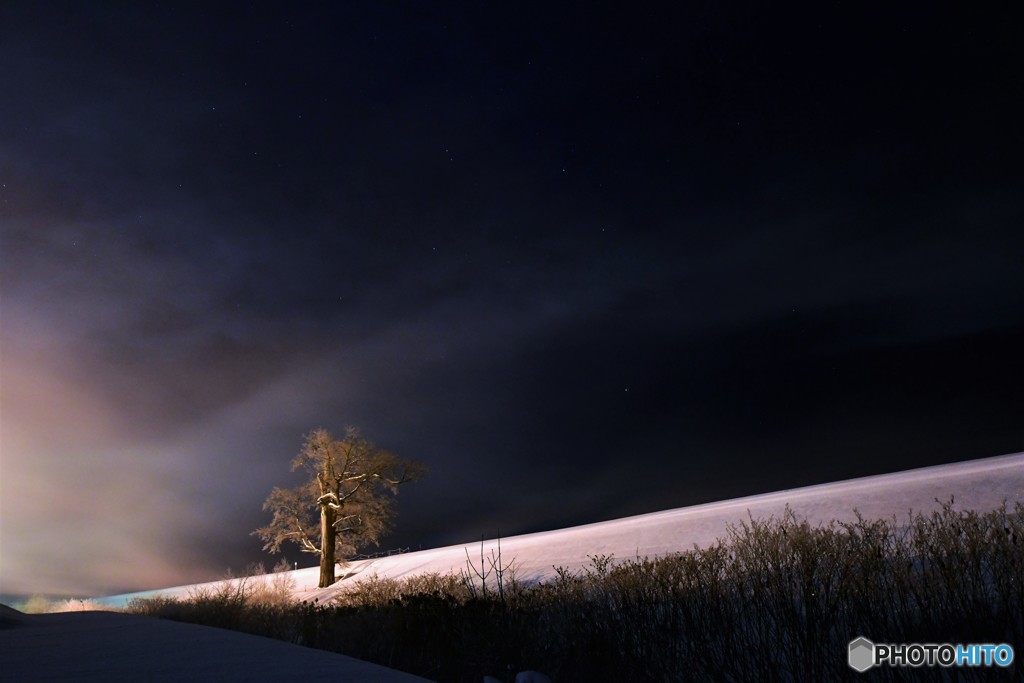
[848,636,875,673]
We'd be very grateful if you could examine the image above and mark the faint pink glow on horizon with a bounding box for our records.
[0,329,211,597]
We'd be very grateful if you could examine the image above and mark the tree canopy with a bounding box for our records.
[254,427,425,587]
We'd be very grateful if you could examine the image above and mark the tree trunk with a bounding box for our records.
[318,504,336,587]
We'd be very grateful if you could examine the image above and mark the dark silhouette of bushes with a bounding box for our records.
[129,501,1023,682]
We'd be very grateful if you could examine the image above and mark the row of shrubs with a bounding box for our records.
[9,596,105,614]
[129,501,1023,681]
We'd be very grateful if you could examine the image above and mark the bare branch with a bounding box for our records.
[256,427,426,587]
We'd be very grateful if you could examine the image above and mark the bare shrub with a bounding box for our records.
[17,595,56,614]
[48,598,108,613]
[248,558,298,607]
[128,502,1024,681]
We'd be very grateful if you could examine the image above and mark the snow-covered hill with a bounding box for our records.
[0,608,431,682]
[97,451,1024,607]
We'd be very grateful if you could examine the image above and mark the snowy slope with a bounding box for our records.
[0,609,430,682]
[98,451,1023,607]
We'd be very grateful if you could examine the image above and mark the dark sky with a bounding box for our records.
[2,2,1023,597]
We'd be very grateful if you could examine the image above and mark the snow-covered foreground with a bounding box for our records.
[10,453,1016,682]
[99,451,1023,607]
[0,605,429,682]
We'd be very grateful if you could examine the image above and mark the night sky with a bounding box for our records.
[2,2,1023,598]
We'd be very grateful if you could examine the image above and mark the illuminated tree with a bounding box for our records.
[254,428,425,587]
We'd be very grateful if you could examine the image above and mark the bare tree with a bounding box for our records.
[254,428,425,587]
